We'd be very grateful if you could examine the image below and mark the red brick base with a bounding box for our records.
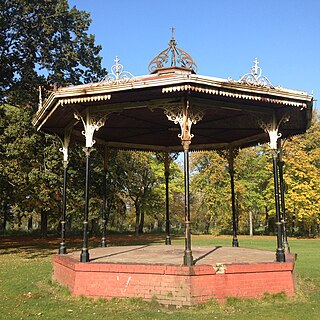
[53,253,296,306]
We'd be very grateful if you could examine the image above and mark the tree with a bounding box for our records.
[235,146,272,235]
[191,147,273,236]
[283,111,320,236]
[0,0,107,234]
[0,0,106,103]
[113,151,162,235]
[191,151,231,235]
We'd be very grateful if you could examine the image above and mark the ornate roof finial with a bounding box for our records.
[238,58,274,88]
[253,57,259,76]
[96,56,134,86]
[148,29,198,74]
[170,26,175,39]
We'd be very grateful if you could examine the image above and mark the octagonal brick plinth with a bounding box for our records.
[53,246,296,306]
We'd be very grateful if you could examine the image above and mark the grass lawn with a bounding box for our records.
[1,234,320,319]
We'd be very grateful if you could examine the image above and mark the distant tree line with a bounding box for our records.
[190,112,320,237]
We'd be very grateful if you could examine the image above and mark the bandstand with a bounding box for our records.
[33,34,313,305]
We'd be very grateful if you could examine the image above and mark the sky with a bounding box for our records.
[68,0,320,109]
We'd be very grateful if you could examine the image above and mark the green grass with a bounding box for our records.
[1,235,320,319]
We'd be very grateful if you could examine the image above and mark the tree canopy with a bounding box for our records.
[0,0,106,104]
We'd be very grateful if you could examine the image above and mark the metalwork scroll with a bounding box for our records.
[229,58,275,88]
[74,110,109,148]
[148,33,197,73]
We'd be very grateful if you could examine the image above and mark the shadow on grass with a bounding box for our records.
[0,233,184,259]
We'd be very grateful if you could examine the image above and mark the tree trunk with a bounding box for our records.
[67,215,72,232]
[264,205,269,234]
[204,216,211,234]
[40,211,48,238]
[1,202,8,232]
[138,210,145,234]
[135,202,140,236]
[90,218,98,235]
[154,219,158,230]
[27,216,33,231]
[249,210,253,237]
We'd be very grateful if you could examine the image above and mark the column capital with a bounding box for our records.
[74,109,109,148]
[258,114,289,150]
[163,100,204,146]
[58,128,72,164]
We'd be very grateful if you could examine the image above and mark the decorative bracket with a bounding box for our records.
[74,110,108,148]
[164,101,204,148]
[58,128,72,167]
[258,114,290,150]
[156,152,179,172]
[217,147,239,172]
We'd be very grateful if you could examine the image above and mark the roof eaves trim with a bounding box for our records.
[162,84,310,108]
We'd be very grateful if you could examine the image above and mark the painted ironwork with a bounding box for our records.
[38,86,42,111]
[163,99,204,265]
[277,140,290,253]
[57,129,72,255]
[239,58,274,87]
[229,58,275,88]
[148,30,198,73]
[258,114,290,150]
[258,114,288,262]
[164,103,204,142]
[80,146,92,262]
[96,56,134,86]
[218,147,240,247]
[156,152,179,245]
[271,147,286,262]
[74,110,109,262]
[101,147,111,248]
[74,110,108,148]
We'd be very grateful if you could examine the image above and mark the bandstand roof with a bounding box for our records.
[33,38,313,152]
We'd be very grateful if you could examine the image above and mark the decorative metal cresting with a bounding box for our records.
[96,56,134,86]
[148,28,198,73]
[229,58,275,88]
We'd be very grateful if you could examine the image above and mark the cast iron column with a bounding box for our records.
[278,145,290,253]
[183,140,193,266]
[272,149,285,262]
[164,152,171,245]
[59,160,68,254]
[101,148,109,248]
[165,98,203,265]
[80,147,91,262]
[101,166,107,247]
[229,167,239,247]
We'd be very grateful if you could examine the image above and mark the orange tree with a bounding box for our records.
[283,111,320,236]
